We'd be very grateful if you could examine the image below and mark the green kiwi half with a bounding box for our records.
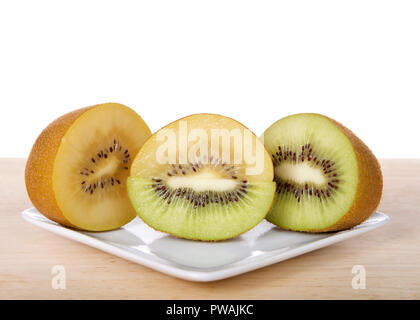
[262,113,383,232]
[127,113,276,241]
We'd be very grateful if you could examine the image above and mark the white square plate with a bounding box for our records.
[22,208,389,282]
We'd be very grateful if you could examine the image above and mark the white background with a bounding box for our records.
[0,1,419,158]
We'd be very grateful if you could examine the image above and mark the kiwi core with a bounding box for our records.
[93,156,121,178]
[270,143,340,203]
[167,170,239,192]
[77,139,131,195]
[275,162,326,186]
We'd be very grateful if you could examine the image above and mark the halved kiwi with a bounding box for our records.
[127,114,276,241]
[262,113,383,232]
[25,103,151,231]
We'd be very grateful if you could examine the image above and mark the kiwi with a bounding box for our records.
[25,103,151,231]
[127,114,276,241]
[262,113,383,232]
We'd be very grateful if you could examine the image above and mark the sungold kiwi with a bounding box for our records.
[25,103,151,231]
[262,113,383,232]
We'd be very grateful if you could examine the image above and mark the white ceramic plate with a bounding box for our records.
[22,208,389,282]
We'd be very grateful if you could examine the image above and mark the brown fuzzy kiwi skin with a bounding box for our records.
[25,106,93,228]
[307,116,383,232]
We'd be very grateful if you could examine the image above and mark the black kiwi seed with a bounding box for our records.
[79,139,130,195]
[149,156,251,209]
[272,143,340,203]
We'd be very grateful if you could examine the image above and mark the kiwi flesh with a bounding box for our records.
[127,114,276,241]
[25,103,151,231]
[262,113,383,232]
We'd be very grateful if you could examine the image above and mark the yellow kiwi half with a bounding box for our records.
[25,103,151,231]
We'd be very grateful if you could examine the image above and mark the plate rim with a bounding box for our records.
[22,208,389,282]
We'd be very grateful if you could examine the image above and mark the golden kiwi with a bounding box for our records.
[25,103,151,231]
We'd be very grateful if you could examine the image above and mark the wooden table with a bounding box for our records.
[1,159,419,299]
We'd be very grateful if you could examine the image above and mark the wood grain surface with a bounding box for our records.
[0,158,419,299]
